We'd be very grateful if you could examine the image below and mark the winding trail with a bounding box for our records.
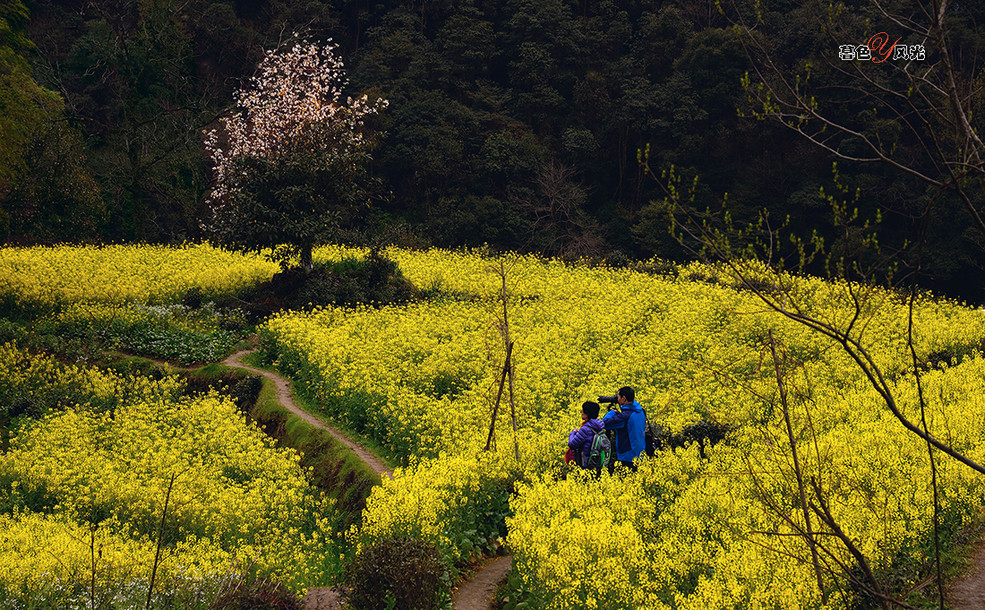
[208,351,985,609]
[221,350,392,479]
[215,349,512,610]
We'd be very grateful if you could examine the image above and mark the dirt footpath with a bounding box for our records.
[302,588,343,610]
[222,350,513,610]
[451,556,513,610]
[222,350,392,478]
[950,543,985,610]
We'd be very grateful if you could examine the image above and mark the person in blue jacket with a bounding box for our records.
[568,401,606,469]
[602,386,646,471]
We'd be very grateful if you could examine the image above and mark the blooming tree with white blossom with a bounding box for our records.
[204,39,387,270]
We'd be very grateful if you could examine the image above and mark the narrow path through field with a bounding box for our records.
[222,349,392,478]
[218,349,512,610]
[949,543,985,609]
[451,555,513,610]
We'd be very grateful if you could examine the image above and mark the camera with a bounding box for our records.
[597,395,618,403]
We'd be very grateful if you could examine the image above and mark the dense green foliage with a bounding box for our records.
[238,250,419,315]
[5,0,985,300]
[0,0,102,241]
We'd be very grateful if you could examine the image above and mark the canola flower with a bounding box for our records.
[0,341,184,417]
[0,345,337,600]
[0,243,278,312]
[266,245,985,608]
[1,391,336,590]
[4,243,985,607]
[356,452,515,567]
[0,511,231,607]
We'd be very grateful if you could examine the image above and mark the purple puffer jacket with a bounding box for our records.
[568,418,606,468]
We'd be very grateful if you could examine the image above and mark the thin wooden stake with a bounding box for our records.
[487,260,521,462]
[146,473,176,610]
[89,525,97,610]
[485,341,513,451]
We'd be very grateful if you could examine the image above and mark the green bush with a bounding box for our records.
[0,318,26,344]
[345,537,449,610]
[244,249,418,314]
[299,250,418,308]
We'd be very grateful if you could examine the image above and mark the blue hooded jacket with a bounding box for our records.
[568,418,605,469]
[602,401,646,462]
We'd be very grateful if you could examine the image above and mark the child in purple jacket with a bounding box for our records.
[568,401,605,469]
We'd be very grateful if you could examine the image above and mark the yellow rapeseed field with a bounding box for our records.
[262,245,985,608]
[0,344,336,603]
[3,243,985,608]
[0,243,278,311]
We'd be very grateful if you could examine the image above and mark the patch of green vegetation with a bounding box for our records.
[236,249,419,315]
[31,302,253,365]
[345,537,450,610]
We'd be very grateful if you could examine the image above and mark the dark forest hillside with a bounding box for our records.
[3,0,985,301]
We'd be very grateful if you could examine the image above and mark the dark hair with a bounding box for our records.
[618,386,635,403]
[582,401,600,419]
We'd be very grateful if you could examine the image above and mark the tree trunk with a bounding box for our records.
[300,244,313,272]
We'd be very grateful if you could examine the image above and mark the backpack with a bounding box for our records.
[641,408,663,457]
[586,428,613,472]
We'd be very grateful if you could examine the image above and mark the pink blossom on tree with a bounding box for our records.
[204,39,387,270]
